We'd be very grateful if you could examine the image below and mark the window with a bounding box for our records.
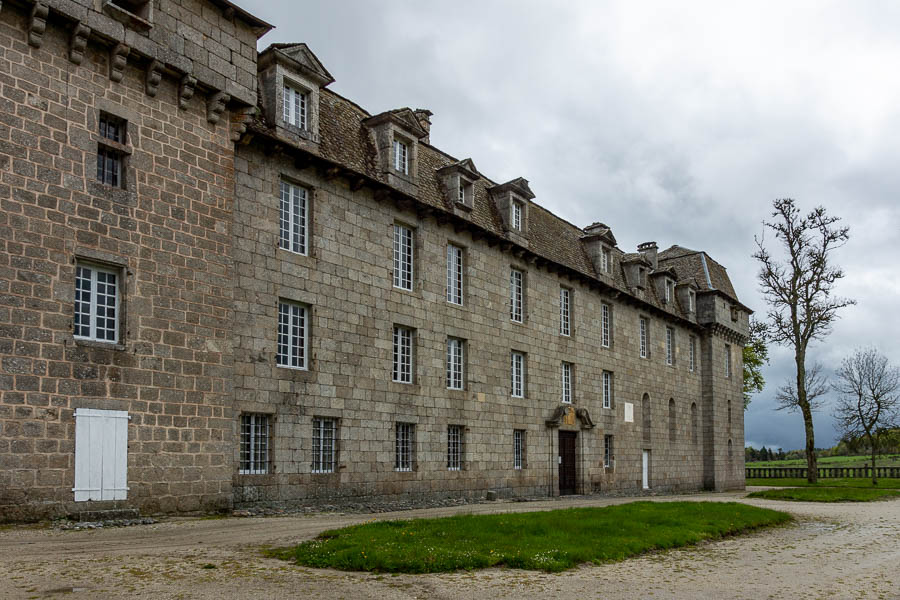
[393,224,414,291]
[108,0,150,20]
[279,181,308,255]
[665,279,675,303]
[446,244,463,305]
[456,177,473,207]
[393,139,409,174]
[691,402,699,445]
[561,362,573,404]
[668,398,676,442]
[74,262,119,343]
[601,303,611,348]
[509,268,524,322]
[312,417,336,474]
[688,290,696,312]
[97,114,125,187]
[601,246,610,273]
[602,371,613,409]
[514,429,525,470]
[689,336,696,372]
[240,413,270,475]
[392,326,413,383]
[395,422,414,471]
[446,337,464,390]
[511,200,522,231]
[639,317,648,358]
[666,327,674,365]
[559,287,571,336]
[725,344,732,378]
[276,301,307,369]
[283,84,308,129]
[511,351,525,398]
[604,435,613,468]
[447,425,462,471]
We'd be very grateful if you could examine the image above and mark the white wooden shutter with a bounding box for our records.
[73,408,129,501]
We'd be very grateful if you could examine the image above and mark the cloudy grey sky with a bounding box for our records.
[239,0,900,451]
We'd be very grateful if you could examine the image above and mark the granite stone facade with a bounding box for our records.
[0,0,747,522]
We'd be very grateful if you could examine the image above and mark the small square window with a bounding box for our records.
[74,262,120,343]
[97,114,126,188]
[240,413,270,475]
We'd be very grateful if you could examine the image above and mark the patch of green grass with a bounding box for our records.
[747,478,900,488]
[748,487,900,502]
[749,454,900,468]
[267,501,791,573]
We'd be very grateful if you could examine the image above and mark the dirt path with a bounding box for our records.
[1,491,898,599]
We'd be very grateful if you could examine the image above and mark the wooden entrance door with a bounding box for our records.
[559,431,577,495]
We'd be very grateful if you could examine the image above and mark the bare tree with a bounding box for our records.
[754,199,855,483]
[774,362,829,413]
[833,348,900,485]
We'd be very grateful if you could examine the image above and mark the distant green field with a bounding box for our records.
[747,487,900,502]
[746,478,900,489]
[747,454,900,469]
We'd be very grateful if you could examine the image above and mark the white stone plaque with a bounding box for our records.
[624,402,634,423]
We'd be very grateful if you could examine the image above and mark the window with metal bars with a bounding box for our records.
[395,422,414,471]
[392,326,413,383]
[393,224,414,290]
[276,301,307,369]
[447,425,462,471]
[393,139,409,174]
[283,84,308,130]
[509,268,523,322]
[514,429,525,470]
[559,287,571,336]
[446,244,463,305]
[604,435,613,468]
[666,327,674,365]
[639,317,648,358]
[601,303,611,348]
[446,337,464,390]
[240,413,270,475]
[74,262,119,343]
[602,371,613,409]
[312,417,336,474]
[279,181,308,255]
[97,114,125,187]
[561,362,573,404]
[511,351,525,398]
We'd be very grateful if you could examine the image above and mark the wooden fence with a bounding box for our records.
[746,466,900,479]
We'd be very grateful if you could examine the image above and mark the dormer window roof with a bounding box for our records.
[437,158,479,211]
[363,108,429,192]
[489,177,535,239]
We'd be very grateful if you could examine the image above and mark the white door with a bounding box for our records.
[642,450,650,490]
[73,408,130,501]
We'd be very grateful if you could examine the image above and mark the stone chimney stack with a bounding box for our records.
[638,241,658,270]
[414,109,432,144]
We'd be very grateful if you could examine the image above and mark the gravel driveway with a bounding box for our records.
[1,490,898,599]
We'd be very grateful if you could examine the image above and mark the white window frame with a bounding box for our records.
[276,300,308,369]
[513,429,524,470]
[511,200,522,231]
[604,434,613,468]
[511,351,525,398]
[393,224,414,291]
[239,413,270,475]
[395,422,413,471]
[446,337,464,390]
[561,362,573,404]
[689,336,696,372]
[447,425,462,471]
[312,417,336,474]
[510,268,524,323]
[456,176,473,206]
[393,325,413,383]
[283,83,308,130]
[74,262,120,343]
[666,327,674,366]
[725,344,732,378]
[600,246,610,272]
[279,181,308,255]
[688,290,696,312]
[639,317,648,358]
[601,303,611,348]
[446,244,463,305]
[665,279,674,303]
[393,138,409,175]
[559,287,571,336]
[602,371,612,409]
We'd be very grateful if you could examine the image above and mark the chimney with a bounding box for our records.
[414,109,432,144]
[637,241,658,270]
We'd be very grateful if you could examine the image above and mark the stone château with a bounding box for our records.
[0,0,748,521]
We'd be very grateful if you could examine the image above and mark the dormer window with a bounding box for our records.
[283,84,308,130]
[601,247,610,272]
[393,139,409,175]
[457,177,474,207]
[665,279,675,303]
[511,200,522,231]
[688,290,695,312]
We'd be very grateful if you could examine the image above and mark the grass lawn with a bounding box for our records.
[748,454,900,469]
[747,487,900,502]
[747,478,900,489]
[267,501,791,573]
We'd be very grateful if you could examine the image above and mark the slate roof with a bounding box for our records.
[247,85,745,324]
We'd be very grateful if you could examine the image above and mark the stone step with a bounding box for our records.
[70,509,141,522]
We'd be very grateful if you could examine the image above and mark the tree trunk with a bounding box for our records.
[869,433,878,486]
[796,353,818,484]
